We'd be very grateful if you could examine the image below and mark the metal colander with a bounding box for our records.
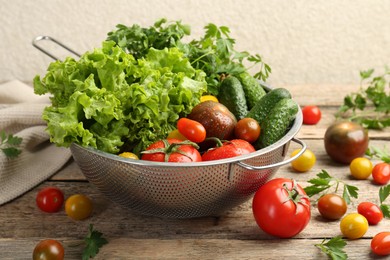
[70,111,305,219]
[33,35,306,218]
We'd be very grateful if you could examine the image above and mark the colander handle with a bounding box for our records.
[235,138,307,170]
[32,36,81,61]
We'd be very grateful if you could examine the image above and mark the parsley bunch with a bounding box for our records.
[304,170,359,204]
[378,184,390,218]
[336,67,390,129]
[106,18,271,96]
[82,224,108,260]
[315,236,348,260]
[0,130,22,158]
[366,145,390,163]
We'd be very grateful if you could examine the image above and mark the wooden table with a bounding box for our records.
[1,84,389,259]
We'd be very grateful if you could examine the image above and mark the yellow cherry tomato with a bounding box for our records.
[118,152,139,160]
[200,95,218,103]
[290,149,316,172]
[167,129,187,141]
[349,157,373,180]
[340,213,368,239]
[65,194,93,221]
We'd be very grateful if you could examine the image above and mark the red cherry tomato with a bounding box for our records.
[302,105,322,125]
[234,118,261,143]
[317,193,347,220]
[372,232,390,256]
[33,239,64,260]
[141,138,202,162]
[201,139,255,161]
[252,178,311,238]
[357,202,383,225]
[36,187,64,213]
[177,118,206,143]
[372,163,390,185]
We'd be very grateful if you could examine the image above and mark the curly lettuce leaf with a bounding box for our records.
[34,41,207,154]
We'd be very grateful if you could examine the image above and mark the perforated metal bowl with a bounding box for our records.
[70,108,305,219]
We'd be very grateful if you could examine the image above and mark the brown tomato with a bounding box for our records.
[324,121,369,164]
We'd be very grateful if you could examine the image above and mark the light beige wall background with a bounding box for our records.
[1,0,389,86]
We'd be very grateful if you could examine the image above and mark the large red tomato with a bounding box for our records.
[141,138,202,162]
[252,178,311,238]
[201,138,255,161]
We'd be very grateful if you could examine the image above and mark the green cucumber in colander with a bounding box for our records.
[246,87,292,126]
[254,98,298,149]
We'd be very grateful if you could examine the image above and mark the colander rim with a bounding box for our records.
[71,101,302,168]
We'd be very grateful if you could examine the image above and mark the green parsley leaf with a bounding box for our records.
[304,170,359,204]
[378,184,390,218]
[82,224,108,260]
[366,145,390,163]
[315,236,348,260]
[336,66,390,129]
[0,130,22,158]
[106,18,271,96]
[380,204,390,218]
[379,184,390,204]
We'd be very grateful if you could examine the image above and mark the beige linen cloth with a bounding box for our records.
[0,80,72,205]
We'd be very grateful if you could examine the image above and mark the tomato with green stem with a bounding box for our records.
[201,138,255,161]
[317,193,347,220]
[33,239,64,260]
[141,139,202,162]
[36,187,64,213]
[371,232,390,256]
[65,194,93,220]
[252,178,311,238]
[357,202,383,225]
[372,162,390,185]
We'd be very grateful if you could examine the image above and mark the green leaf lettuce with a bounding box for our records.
[34,41,207,154]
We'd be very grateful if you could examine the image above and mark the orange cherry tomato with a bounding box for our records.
[234,118,260,143]
[65,194,93,220]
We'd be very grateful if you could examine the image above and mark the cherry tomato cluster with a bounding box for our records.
[133,98,263,163]
[348,157,390,185]
[34,186,93,259]
[289,111,389,255]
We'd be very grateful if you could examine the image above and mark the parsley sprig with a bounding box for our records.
[0,130,22,158]
[336,67,390,129]
[106,18,271,96]
[303,170,359,204]
[366,145,390,163]
[315,236,348,260]
[379,184,390,218]
[82,224,108,260]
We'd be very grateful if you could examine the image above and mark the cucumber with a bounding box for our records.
[254,98,298,149]
[237,72,266,109]
[246,87,292,126]
[218,76,248,120]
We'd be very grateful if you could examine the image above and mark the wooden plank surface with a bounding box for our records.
[1,84,390,259]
